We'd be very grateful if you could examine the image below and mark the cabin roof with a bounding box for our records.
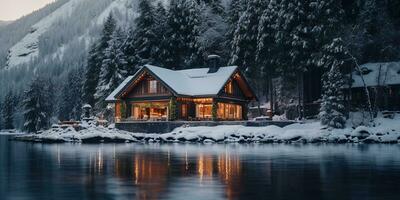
[106,64,245,101]
[351,62,400,88]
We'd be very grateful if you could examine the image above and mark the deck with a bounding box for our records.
[116,120,296,133]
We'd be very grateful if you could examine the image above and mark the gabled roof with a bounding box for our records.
[106,64,254,101]
[351,62,400,88]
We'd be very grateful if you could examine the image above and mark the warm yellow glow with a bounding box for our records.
[193,98,213,103]
[217,103,242,120]
[196,104,212,119]
[225,81,233,94]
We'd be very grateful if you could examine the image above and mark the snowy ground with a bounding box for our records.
[13,115,400,144]
[0,130,25,135]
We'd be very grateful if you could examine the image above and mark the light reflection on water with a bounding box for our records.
[0,136,400,200]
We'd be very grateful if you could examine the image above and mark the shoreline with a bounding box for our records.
[12,118,400,144]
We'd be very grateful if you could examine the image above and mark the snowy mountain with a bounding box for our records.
[0,21,12,27]
[2,0,139,70]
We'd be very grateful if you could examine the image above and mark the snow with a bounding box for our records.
[106,65,238,101]
[351,62,400,88]
[14,115,400,144]
[96,0,138,26]
[5,0,138,70]
[5,0,80,69]
[105,75,135,101]
[0,130,25,135]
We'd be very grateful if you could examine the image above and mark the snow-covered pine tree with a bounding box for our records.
[230,0,266,90]
[59,68,84,121]
[198,1,229,62]
[256,0,280,111]
[153,2,169,66]
[83,44,101,107]
[95,28,128,111]
[123,28,138,73]
[23,77,54,133]
[273,0,343,73]
[163,0,202,69]
[226,0,246,43]
[357,0,398,62]
[2,91,15,129]
[320,63,346,128]
[83,14,116,107]
[319,38,347,128]
[132,0,158,66]
[203,0,225,15]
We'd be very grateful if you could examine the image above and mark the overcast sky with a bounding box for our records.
[0,0,54,21]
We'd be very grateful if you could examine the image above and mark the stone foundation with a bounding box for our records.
[116,121,295,133]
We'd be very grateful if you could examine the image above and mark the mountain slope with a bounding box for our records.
[0,20,12,27]
[4,0,137,70]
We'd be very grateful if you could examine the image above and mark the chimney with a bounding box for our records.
[207,55,221,73]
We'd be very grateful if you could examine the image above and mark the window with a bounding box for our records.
[217,103,242,120]
[196,104,212,119]
[225,81,233,94]
[149,80,157,93]
[181,104,188,118]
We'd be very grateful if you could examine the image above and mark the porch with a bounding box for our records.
[114,98,247,122]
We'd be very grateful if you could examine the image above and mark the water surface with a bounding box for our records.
[1,135,400,200]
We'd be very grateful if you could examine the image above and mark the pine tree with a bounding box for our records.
[357,0,398,62]
[153,2,169,66]
[163,0,203,69]
[319,38,347,128]
[230,0,266,74]
[123,28,139,73]
[273,0,344,73]
[203,0,225,15]
[2,91,15,129]
[198,1,229,61]
[83,14,116,107]
[256,0,280,111]
[320,63,346,128]
[226,0,246,42]
[132,0,158,66]
[230,0,267,96]
[59,68,84,121]
[23,77,54,133]
[95,28,128,111]
[83,43,100,107]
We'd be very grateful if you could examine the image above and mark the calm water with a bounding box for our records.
[1,136,400,200]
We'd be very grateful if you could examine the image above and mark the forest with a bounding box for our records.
[0,0,400,132]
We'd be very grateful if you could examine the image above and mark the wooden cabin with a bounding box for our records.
[105,63,257,122]
[347,62,400,111]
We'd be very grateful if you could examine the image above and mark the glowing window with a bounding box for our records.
[225,81,233,94]
[149,80,157,93]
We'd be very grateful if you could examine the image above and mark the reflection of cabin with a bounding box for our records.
[348,62,400,111]
[106,64,257,122]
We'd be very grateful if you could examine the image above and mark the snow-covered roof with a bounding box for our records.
[105,75,135,101]
[351,62,400,88]
[106,65,239,101]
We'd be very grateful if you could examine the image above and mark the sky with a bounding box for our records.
[0,0,54,21]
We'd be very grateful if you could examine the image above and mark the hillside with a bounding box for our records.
[0,20,12,27]
[2,0,137,70]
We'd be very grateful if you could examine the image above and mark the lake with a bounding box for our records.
[0,135,400,200]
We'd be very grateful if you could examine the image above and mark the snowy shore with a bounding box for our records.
[13,115,400,144]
